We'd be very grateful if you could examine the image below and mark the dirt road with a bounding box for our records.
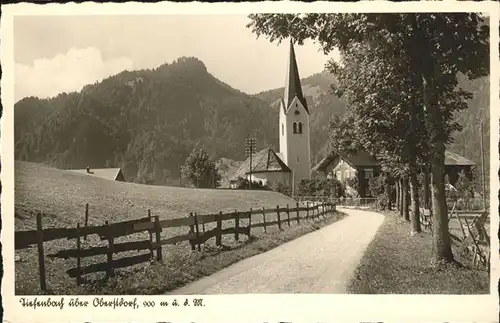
[168,208,384,294]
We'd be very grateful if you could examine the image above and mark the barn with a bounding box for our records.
[68,167,125,182]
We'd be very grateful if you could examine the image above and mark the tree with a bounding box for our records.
[181,148,221,188]
[247,13,488,264]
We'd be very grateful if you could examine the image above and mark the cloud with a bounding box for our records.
[15,47,134,102]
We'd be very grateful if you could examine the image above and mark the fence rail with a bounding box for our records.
[419,203,490,269]
[16,201,336,291]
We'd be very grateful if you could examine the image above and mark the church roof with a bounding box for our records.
[232,148,291,179]
[283,39,309,114]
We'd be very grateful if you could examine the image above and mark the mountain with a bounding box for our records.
[15,57,279,185]
[15,58,490,187]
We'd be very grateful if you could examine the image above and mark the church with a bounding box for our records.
[232,39,311,193]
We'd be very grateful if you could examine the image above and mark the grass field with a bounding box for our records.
[347,211,490,294]
[15,161,342,294]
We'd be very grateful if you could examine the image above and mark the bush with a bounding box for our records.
[270,181,292,197]
[367,175,388,210]
[344,176,360,198]
[235,178,269,190]
[297,178,342,197]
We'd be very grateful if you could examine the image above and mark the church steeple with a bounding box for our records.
[283,38,309,114]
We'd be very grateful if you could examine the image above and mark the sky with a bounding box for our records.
[14,15,336,102]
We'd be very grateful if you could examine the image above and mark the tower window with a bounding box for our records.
[298,122,303,134]
[293,122,297,134]
[282,123,284,136]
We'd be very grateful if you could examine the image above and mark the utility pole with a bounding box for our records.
[245,138,256,190]
[480,122,487,211]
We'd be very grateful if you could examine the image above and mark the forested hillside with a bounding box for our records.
[15,57,279,185]
[14,57,489,186]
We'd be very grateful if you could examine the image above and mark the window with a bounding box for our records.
[296,156,300,163]
[293,122,297,134]
[365,168,374,180]
[282,123,284,136]
[298,122,303,134]
[351,170,356,178]
[336,171,342,180]
[344,170,350,179]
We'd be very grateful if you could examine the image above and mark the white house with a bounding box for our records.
[232,148,292,188]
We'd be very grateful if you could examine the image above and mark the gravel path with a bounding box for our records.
[168,208,385,294]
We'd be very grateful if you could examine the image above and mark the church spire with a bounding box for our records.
[283,38,309,114]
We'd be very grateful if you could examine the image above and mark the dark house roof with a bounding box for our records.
[232,148,291,179]
[312,149,474,172]
[283,39,309,114]
[312,150,379,172]
[69,167,124,181]
[444,151,475,166]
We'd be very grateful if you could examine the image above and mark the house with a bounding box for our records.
[311,150,380,197]
[444,151,476,184]
[232,148,292,188]
[312,150,475,197]
[232,39,312,193]
[69,166,125,182]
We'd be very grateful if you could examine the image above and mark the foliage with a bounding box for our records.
[344,176,359,198]
[181,148,221,188]
[297,178,341,197]
[248,12,488,262]
[234,178,269,190]
[367,175,388,210]
[270,181,292,197]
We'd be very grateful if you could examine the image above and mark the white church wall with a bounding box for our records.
[284,96,311,190]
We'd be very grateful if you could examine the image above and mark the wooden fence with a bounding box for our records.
[419,203,490,270]
[15,201,336,291]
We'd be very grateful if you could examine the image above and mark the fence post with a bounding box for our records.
[76,223,82,286]
[306,201,309,220]
[154,216,163,261]
[262,207,267,233]
[234,210,240,241]
[105,220,114,279]
[194,213,201,252]
[277,205,282,230]
[248,208,253,236]
[189,213,196,251]
[84,203,89,240]
[148,209,154,259]
[296,202,300,224]
[36,212,47,292]
[286,204,291,227]
[216,211,222,246]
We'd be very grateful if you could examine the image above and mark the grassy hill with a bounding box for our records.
[15,161,297,231]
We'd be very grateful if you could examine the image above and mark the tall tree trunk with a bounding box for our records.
[411,14,454,264]
[395,179,400,212]
[386,178,392,211]
[399,178,404,217]
[424,74,454,264]
[402,176,410,221]
[423,166,430,209]
[409,168,421,234]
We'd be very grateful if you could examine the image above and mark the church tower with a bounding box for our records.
[279,39,311,191]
